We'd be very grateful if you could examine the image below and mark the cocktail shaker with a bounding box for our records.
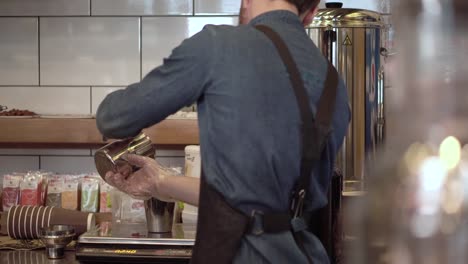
[145,198,175,233]
[94,132,155,178]
[94,132,174,233]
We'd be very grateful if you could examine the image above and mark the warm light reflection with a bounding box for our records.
[439,136,461,170]
[403,142,431,174]
[410,211,439,238]
[422,0,442,15]
[419,156,447,192]
[459,162,468,202]
[442,179,463,214]
[416,156,446,219]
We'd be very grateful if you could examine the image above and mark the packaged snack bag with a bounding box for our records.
[99,180,113,213]
[61,175,80,210]
[81,176,100,213]
[20,171,46,206]
[46,175,64,207]
[2,174,23,211]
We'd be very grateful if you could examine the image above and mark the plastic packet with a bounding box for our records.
[111,188,123,224]
[46,175,64,207]
[20,171,48,206]
[122,196,146,223]
[61,175,80,210]
[111,189,146,224]
[0,176,2,211]
[2,173,23,211]
[127,198,145,223]
[99,180,113,213]
[80,176,100,213]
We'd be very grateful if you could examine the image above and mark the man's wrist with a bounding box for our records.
[155,171,171,198]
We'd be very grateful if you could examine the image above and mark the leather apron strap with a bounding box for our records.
[190,175,249,264]
[254,25,339,264]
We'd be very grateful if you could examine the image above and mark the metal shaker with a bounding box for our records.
[145,198,175,233]
[94,132,155,178]
[94,132,175,233]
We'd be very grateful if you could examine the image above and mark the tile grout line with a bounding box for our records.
[90,86,93,114]
[192,0,195,16]
[37,16,41,86]
[0,154,95,157]
[0,15,238,18]
[140,16,143,80]
[0,85,124,88]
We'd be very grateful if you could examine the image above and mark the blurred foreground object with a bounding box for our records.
[347,0,468,263]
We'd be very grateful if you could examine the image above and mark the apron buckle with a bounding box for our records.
[250,210,265,236]
[291,189,306,218]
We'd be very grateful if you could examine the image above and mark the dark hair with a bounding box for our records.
[286,0,320,14]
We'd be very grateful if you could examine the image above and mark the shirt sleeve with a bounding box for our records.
[96,26,215,139]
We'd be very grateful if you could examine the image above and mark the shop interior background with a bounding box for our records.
[0,0,389,175]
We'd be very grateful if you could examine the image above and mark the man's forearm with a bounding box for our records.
[160,176,200,206]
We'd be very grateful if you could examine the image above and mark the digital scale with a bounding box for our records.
[76,222,196,263]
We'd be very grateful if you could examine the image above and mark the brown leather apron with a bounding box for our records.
[190,25,339,264]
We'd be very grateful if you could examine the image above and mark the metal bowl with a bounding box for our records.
[39,225,75,259]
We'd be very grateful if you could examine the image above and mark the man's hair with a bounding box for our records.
[286,0,320,14]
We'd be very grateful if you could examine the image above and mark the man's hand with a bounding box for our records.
[105,154,173,201]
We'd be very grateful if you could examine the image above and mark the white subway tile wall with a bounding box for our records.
[322,0,381,11]
[0,87,91,115]
[0,18,38,85]
[0,0,90,16]
[92,0,193,16]
[194,0,240,15]
[91,87,124,114]
[0,0,232,173]
[341,0,379,10]
[40,17,141,86]
[40,156,97,174]
[0,156,39,175]
[142,17,238,75]
[157,157,185,169]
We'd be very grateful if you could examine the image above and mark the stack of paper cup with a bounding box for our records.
[5,205,95,239]
[183,145,201,224]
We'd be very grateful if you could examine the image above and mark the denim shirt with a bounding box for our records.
[97,10,350,263]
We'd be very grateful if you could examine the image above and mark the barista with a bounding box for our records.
[96,0,350,263]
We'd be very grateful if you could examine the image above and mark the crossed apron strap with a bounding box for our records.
[254,25,338,210]
[254,25,339,263]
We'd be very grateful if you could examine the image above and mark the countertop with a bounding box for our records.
[0,249,79,264]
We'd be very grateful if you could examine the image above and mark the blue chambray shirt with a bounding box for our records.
[97,10,350,263]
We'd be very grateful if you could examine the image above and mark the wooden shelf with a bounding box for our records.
[0,118,199,148]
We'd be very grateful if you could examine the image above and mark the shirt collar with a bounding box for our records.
[249,10,303,28]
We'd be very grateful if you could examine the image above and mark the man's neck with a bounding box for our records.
[250,0,299,19]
